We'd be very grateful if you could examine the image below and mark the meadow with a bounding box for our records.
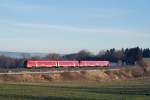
[0,79,150,100]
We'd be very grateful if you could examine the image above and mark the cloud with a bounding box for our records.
[0,20,149,38]
[15,22,143,36]
[14,22,129,34]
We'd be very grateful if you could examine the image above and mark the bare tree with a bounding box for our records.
[45,53,62,60]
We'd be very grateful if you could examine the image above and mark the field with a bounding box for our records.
[0,79,150,100]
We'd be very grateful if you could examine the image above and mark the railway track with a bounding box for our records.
[0,67,121,75]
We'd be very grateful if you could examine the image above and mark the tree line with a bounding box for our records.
[0,47,150,68]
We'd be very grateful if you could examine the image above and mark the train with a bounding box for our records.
[26,60,110,68]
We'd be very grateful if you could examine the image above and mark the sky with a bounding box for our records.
[0,0,150,54]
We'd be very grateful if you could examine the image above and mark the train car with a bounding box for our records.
[27,60,57,68]
[26,60,110,68]
[79,61,109,67]
[57,61,79,67]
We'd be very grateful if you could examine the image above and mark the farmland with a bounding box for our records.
[0,58,149,100]
[0,79,150,100]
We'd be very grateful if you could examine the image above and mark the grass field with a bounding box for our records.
[0,80,150,100]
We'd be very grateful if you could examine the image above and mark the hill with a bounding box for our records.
[0,51,48,58]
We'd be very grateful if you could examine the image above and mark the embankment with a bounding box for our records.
[0,67,147,82]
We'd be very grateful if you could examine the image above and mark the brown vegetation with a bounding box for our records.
[0,67,149,83]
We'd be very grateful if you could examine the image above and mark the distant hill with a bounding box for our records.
[0,51,48,58]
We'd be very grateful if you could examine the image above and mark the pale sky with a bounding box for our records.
[0,0,149,53]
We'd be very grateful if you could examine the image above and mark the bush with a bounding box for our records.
[41,75,52,81]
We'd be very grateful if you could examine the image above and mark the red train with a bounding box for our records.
[26,60,110,68]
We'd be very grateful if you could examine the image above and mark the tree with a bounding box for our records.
[143,48,150,58]
[102,49,118,62]
[114,49,125,65]
[62,53,78,60]
[76,50,93,60]
[45,53,62,60]
[0,55,17,68]
[124,47,143,65]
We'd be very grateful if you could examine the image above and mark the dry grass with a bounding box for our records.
[0,67,146,83]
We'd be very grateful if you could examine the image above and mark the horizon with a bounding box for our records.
[0,46,149,55]
[0,0,150,53]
